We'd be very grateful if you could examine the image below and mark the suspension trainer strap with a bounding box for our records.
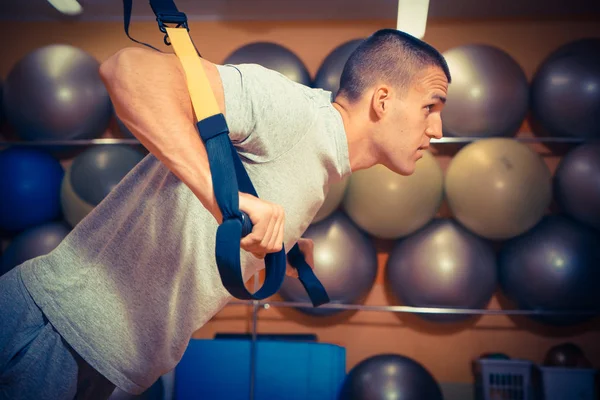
[121,0,330,306]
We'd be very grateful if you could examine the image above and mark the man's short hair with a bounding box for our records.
[337,29,451,102]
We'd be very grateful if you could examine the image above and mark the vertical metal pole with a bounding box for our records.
[249,272,260,400]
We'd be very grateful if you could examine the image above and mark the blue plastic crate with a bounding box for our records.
[175,338,346,400]
[540,367,597,400]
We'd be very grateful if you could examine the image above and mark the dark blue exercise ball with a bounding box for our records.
[0,147,64,233]
[340,354,443,400]
[278,211,377,316]
[530,38,600,139]
[224,42,312,86]
[1,221,71,276]
[554,143,600,232]
[70,145,145,206]
[3,44,112,142]
[498,215,600,325]
[386,219,497,323]
[313,39,363,98]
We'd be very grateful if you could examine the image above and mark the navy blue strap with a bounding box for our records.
[121,0,330,307]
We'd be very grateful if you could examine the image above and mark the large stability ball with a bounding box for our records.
[554,143,600,231]
[312,176,349,224]
[340,354,443,400]
[386,219,497,323]
[0,147,64,233]
[3,44,112,142]
[498,215,600,326]
[70,145,145,206]
[343,151,443,239]
[278,211,377,316]
[1,221,71,275]
[530,38,600,139]
[224,42,311,86]
[441,44,529,137]
[60,165,95,228]
[313,39,363,98]
[444,138,552,240]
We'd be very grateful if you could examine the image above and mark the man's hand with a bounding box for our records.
[238,192,286,259]
[286,238,315,278]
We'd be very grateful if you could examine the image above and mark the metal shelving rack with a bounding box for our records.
[1,134,596,400]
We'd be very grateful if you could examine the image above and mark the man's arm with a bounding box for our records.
[99,47,284,257]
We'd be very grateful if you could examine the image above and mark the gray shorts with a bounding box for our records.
[0,266,116,400]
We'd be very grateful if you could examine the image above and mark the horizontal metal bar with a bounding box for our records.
[228,300,599,316]
[0,139,142,146]
[0,136,589,147]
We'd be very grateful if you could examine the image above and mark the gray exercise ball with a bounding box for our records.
[60,165,95,228]
[386,219,497,323]
[70,145,145,206]
[441,44,529,137]
[2,44,112,142]
[343,151,444,239]
[444,138,552,240]
[554,143,600,231]
[499,215,600,326]
[530,38,600,139]
[278,211,378,316]
[313,39,364,98]
[224,42,311,86]
[1,221,71,275]
[340,354,443,400]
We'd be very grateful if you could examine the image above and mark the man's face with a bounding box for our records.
[380,66,448,175]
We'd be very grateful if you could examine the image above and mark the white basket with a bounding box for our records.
[476,359,534,400]
[540,367,597,400]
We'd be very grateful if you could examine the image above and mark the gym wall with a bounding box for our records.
[1,16,598,386]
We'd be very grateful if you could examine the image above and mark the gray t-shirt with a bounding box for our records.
[19,63,351,394]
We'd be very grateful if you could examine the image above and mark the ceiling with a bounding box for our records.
[1,0,599,22]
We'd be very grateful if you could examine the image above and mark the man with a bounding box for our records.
[0,28,449,398]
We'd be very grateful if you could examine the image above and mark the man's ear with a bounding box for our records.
[371,86,390,119]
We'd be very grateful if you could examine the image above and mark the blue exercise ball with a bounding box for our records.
[313,39,363,99]
[2,44,112,142]
[554,143,600,231]
[340,354,443,400]
[386,218,497,323]
[224,42,312,86]
[498,215,600,326]
[1,221,71,276]
[530,38,600,139]
[0,147,64,233]
[69,145,145,206]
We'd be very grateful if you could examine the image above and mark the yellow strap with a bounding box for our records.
[164,27,221,122]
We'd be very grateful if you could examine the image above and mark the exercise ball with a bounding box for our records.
[2,44,112,142]
[386,219,497,323]
[498,215,600,326]
[444,138,552,240]
[340,354,443,400]
[224,42,311,86]
[554,143,600,231]
[441,44,529,137]
[60,165,95,228]
[0,147,64,233]
[278,211,377,316]
[543,343,592,368]
[343,151,443,239]
[1,221,71,275]
[313,39,363,98]
[530,38,600,139]
[312,176,349,224]
[69,145,145,206]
